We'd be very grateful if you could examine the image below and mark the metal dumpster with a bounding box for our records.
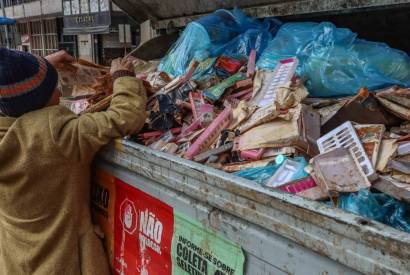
[95,140,410,275]
[93,1,410,274]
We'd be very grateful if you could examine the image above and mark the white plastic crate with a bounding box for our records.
[316,121,375,178]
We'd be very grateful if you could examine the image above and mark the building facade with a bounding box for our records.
[1,0,140,65]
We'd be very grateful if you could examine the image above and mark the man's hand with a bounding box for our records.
[110,57,134,75]
[45,50,74,68]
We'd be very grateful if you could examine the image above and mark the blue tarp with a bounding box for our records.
[0,16,16,26]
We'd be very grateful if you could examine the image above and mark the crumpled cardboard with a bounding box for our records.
[275,81,309,109]
[321,88,399,134]
[227,101,257,130]
[376,139,398,173]
[354,124,385,167]
[373,176,410,203]
[234,104,320,156]
[146,71,172,93]
[375,86,410,120]
[133,58,160,77]
[236,103,289,134]
[57,59,109,97]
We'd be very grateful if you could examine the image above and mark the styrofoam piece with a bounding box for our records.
[317,121,375,178]
[266,158,306,188]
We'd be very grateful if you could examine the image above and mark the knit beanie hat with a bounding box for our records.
[0,48,58,117]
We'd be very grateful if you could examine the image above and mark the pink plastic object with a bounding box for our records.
[240,148,265,161]
[226,87,253,100]
[198,104,214,127]
[246,49,256,78]
[240,91,253,101]
[175,120,201,141]
[189,91,205,120]
[278,177,317,194]
[185,107,233,160]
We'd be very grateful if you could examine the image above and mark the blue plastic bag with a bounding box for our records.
[257,22,410,97]
[159,9,281,79]
[339,190,410,233]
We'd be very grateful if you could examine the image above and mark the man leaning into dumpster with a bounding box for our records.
[0,48,147,274]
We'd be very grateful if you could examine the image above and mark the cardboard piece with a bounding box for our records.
[397,141,410,156]
[317,102,345,126]
[228,101,256,130]
[275,82,309,110]
[354,124,385,167]
[236,104,285,134]
[392,171,410,184]
[375,86,410,120]
[223,158,277,173]
[387,159,410,175]
[58,59,109,97]
[234,105,320,156]
[376,139,398,173]
[373,176,410,203]
[321,88,399,134]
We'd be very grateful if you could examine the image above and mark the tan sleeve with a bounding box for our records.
[50,76,147,161]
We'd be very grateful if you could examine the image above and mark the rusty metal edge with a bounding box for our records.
[153,0,410,29]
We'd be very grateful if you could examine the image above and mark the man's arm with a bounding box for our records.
[50,58,147,162]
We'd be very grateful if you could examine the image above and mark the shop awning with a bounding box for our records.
[0,17,16,26]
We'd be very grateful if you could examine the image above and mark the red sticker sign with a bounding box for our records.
[114,179,173,275]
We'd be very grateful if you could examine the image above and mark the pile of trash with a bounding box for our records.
[57,59,112,114]
[62,9,410,233]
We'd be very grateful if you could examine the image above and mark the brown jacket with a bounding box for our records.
[0,76,146,275]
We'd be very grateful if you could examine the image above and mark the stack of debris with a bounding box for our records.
[134,54,410,207]
[58,9,410,233]
[57,59,112,114]
[140,64,410,230]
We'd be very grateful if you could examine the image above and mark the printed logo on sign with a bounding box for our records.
[119,199,138,234]
[139,209,164,255]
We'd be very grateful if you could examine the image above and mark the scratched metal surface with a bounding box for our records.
[98,160,361,275]
[112,0,410,27]
[97,140,410,275]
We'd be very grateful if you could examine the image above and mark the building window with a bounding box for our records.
[3,0,37,7]
[63,0,109,15]
[29,19,58,56]
[43,19,58,56]
[30,21,43,56]
[90,0,98,13]
[80,0,89,14]
[63,0,71,15]
[99,0,108,11]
